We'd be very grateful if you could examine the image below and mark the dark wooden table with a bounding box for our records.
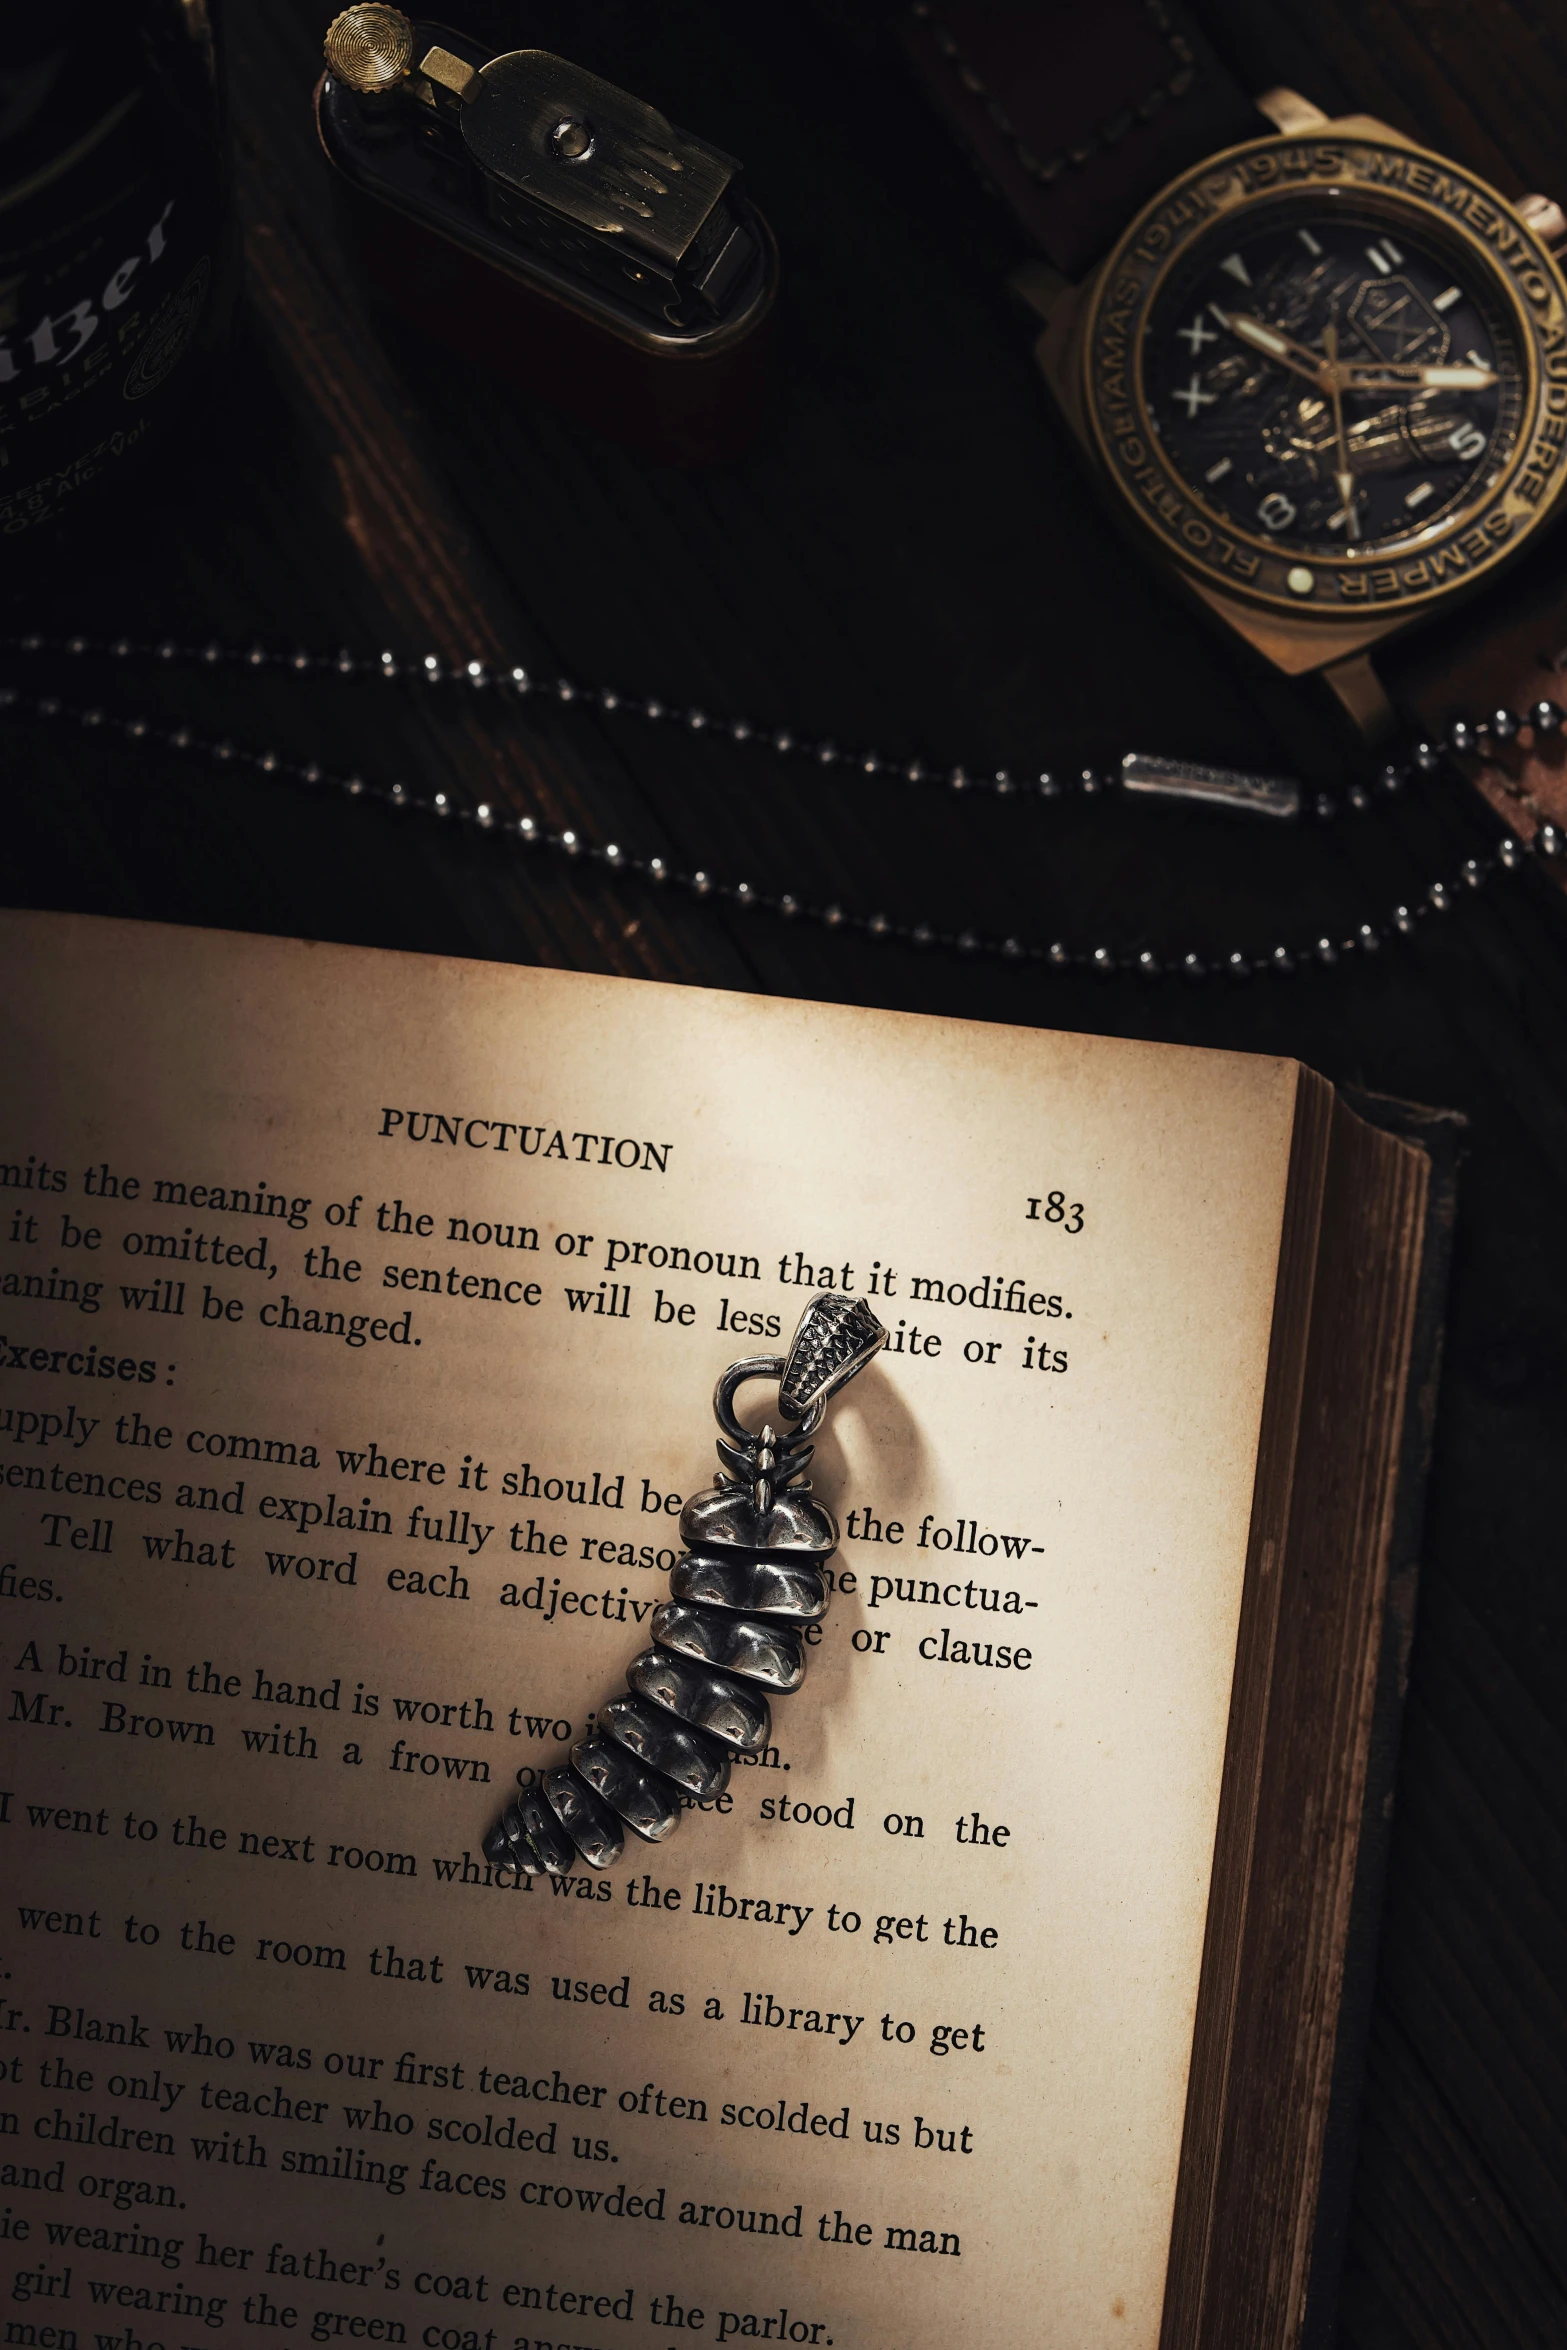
[8,2,1565,2341]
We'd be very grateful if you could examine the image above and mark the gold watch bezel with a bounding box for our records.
[1077,125,1567,641]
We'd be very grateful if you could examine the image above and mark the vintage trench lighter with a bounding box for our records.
[316,5,778,463]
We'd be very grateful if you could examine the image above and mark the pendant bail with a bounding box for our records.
[778,1292,887,1423]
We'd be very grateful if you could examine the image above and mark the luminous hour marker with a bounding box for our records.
[1205,457,1233,483]
[1467,348,1487,369]
[1173,373,1217,419]
[1297,228,1324,256]
[1365,238,1404,273]
[1433,285,1462,311]
[1219,253,1252,286]
[1405,481,1435,509]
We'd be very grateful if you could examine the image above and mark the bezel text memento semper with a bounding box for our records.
[1083,133,1567,620]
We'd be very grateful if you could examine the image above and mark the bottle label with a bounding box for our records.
[0,91,227,536]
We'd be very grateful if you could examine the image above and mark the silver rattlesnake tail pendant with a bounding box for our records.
[483,1293,887,1876]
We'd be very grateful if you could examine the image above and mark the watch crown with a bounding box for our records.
[1517,193,1567,255]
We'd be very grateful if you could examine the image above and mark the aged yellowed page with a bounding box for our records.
[1,911,1300,2350]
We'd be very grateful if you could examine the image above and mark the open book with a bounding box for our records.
[1,912,1451,2350]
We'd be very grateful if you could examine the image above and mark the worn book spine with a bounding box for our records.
[1296,1096,1463,2350]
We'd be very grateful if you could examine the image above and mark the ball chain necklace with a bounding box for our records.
[3,629,1564,976]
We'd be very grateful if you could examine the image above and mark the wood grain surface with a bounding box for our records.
[5,2,1565,2342]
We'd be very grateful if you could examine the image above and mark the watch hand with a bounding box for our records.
[1339,360,1498,392]
[1211,306,1329,387]
[1323,321,1361,542]
[1212,310,1499,396]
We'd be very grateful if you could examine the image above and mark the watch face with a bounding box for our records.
[1081,135,1567,623]
[1145,206,1520,556]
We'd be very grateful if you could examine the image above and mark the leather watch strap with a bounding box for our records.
[1385,567,1567,864]
[899,0,1266,277]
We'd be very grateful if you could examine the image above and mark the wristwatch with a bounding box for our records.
[904,0,1567,741]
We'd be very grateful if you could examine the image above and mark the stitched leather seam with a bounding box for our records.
[908,0,1197,189]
